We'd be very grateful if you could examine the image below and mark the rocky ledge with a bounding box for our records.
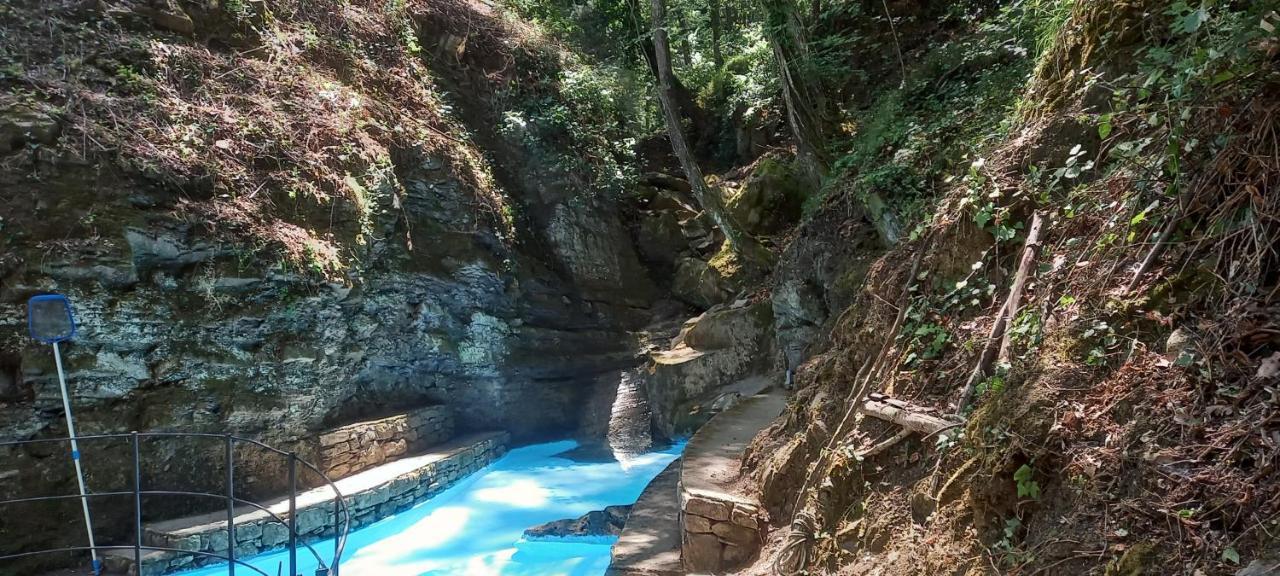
[523,505,632,542]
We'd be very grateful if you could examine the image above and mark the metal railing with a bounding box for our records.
[0,432,351,576]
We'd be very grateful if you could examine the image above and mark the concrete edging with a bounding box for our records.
[105,431,509,575]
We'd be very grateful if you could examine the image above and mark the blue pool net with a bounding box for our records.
[27,294,76,344]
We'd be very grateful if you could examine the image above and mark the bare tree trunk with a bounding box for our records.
[678,11,693,68]
[650,0,765,270]
[955,211,1046,413]
[625,0,707,141]
[765,0,829,183]
[710,0,723,69]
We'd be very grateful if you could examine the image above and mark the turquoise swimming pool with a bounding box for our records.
[176,439,682,576]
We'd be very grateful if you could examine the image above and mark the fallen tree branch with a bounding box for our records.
[1124,213,1178,294]
[956,210,1045,413]
[855,429,912,458]
[997,211,1046,365]
[860,393,957,435]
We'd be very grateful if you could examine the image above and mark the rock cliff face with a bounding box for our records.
[0,0,812,567]
[0,0,669,564]
[643,300,777,439]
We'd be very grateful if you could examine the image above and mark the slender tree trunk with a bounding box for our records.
[650,0,764,270]
[678,11,693,68]
[764,0,829,182]
[625,0,707,138]
[710,0,723,69]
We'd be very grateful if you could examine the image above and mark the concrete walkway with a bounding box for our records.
[607,458,683,575]
[677,388,787,573]
[681,390,786,496]
[608,386,788,576]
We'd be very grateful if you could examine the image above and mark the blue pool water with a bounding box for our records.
[177,440,682,576]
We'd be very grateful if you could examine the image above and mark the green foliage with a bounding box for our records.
[500,56,643,197]
[975,373,1006,398]
[1060,0,1280,265]
[1081,320,1118,366]
[899,296,950,368]
[1014,463,1041,499]
[1023,0,1077,58]
[110,64,151,95]
[1008,307,1044,355]
[903,322,951,367]
[820,0,1057,227]
[696,29,777,112]
[962,158,1024,242]
[995,516,1035,566]
[222,0,257,23]
[1100,0,1269,189]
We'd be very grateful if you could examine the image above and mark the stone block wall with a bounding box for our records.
[318,405,454,478]
[122,432,507,576]
[680,486,764,573]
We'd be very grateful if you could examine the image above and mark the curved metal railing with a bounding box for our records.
[0,432,351,576]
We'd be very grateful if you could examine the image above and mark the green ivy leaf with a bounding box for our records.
[975,203,994,229]
[1222,546,1240,565]
[1098,113,1113,139]
[1183,8,1209,34]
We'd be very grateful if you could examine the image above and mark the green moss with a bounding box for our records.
[1105,542,1156,576]
[708,238,745,286]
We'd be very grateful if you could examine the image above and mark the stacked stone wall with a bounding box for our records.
[318,405,454,478]
[118,432,507,575]
[679,486,764,573]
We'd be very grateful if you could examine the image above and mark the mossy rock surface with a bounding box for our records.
[726,155,807,237]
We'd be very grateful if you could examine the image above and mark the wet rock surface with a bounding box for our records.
[522,505,632,540]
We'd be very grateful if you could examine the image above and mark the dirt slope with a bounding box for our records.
[744,2,1280,575]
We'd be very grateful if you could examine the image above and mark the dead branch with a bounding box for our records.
[855,429,912,458]
[1125,210,1179,294]
[957,210,1046,413]
[861,393,957,435]
[998,211,1047,365]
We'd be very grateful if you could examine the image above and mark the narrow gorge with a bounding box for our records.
[1,0,1278,575]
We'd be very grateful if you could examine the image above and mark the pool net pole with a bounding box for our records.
[53,341,101,575]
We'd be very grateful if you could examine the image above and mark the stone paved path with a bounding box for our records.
[607,458,683,575]
[681,389,786,495]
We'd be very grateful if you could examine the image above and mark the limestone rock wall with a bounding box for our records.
[642,300,776,439]
[770,200,883,371]
[317,405,453,478]
[0,86,654,571]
